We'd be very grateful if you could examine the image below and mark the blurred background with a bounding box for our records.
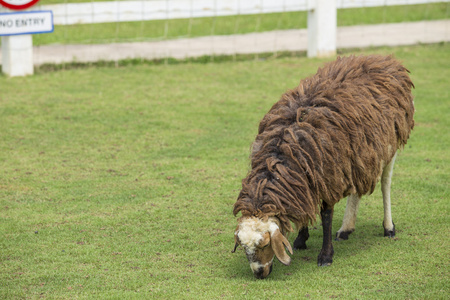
[1,0,449,68]
[1,0,450,65]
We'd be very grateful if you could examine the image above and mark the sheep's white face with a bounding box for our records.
[234,217,293,279]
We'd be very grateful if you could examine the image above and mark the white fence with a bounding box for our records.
[1,0,449,76]
[10,0,446,25]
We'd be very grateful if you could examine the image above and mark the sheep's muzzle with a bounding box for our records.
[253,261,273,279]
[246,245,275,279]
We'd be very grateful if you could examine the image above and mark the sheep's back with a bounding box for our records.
[256,55,415,204]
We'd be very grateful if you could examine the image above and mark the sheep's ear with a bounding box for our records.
[271,229,293,266]
[232,225,240,253]
[232,242,239,253]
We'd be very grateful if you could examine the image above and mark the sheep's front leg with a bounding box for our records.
[293,226,309,250]
[318,202,334,266]
[382,152,397,237]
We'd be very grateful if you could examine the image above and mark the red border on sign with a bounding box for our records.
[0,0,40,10]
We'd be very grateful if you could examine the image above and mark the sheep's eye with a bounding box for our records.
[258,237,270,249]
[258,232,271,249]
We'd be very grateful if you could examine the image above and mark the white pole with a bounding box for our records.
[307,0,337,58]
[2,35,34,77]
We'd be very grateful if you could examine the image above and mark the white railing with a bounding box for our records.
[1,0,446,25]
[1,0,448,77]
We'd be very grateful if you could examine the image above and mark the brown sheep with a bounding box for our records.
[232,55,415,279]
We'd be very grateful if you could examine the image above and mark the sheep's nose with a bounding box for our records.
[254,267,265,279]
[253,264,273,279]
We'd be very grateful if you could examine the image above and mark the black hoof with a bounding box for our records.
[293,239,307,250]
[383,222,396,238]
[335,230,353,241]
[317,249,334,267]
[317,255,333,267]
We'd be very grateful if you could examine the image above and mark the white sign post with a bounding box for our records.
[1,11,53,76]
[0,0,53,77]
[2,33,33,76]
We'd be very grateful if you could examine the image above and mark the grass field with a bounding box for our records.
[29,2,449,45]
[1,43,449,299]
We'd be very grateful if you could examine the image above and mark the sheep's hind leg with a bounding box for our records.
[382,152,397,237]
[318,202,334,266]
[293,226,309,250]
[335,194,361,241]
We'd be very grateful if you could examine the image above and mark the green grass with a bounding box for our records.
[29,3,449,46]
[1,43,449,299]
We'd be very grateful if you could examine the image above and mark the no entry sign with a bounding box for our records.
[0,10,53,36]
[0,0,40,10]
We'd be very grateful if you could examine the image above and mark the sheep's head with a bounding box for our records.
[232,216,293,279]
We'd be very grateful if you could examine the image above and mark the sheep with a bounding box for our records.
[232,55,415,279]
